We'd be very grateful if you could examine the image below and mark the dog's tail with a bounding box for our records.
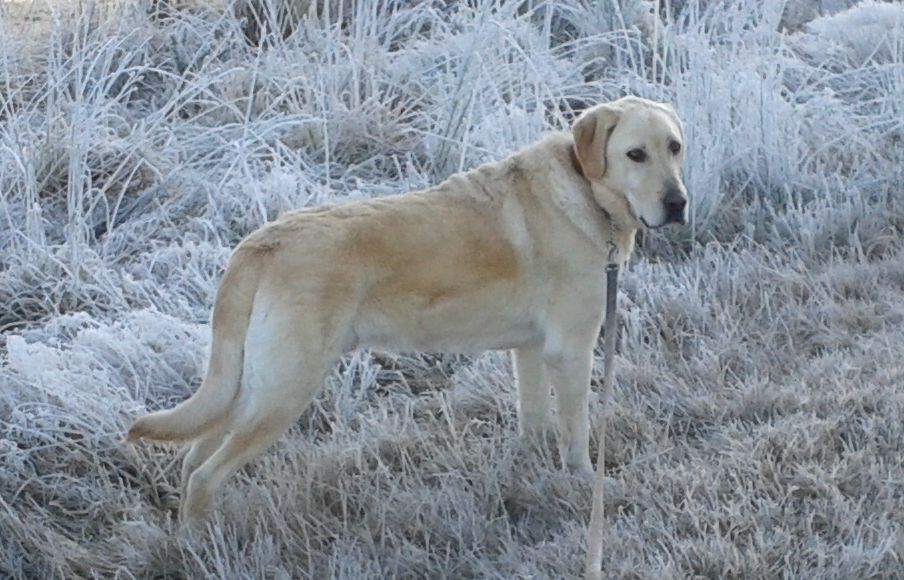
[127,249,261,443]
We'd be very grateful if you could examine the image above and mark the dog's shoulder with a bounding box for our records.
[511,131,627,262]
[439,132,579,209]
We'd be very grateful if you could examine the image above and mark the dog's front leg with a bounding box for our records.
[543,337,595,474]
[512,345,551,436]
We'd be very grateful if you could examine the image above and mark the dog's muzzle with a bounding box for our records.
[664,190,688,225]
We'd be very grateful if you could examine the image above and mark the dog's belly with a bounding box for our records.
[356,320,543,352]
[353,299,543,353]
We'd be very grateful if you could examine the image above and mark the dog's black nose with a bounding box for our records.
[664,190,687,223]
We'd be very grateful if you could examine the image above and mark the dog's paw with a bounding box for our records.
[565,457,595,477]
[518,423,550,442]
[518,413,551,439]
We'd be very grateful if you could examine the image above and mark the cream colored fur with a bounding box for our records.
[127,96,688,523]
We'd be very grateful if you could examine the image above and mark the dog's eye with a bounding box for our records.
[626,149,646,162]
[669,140,682,154]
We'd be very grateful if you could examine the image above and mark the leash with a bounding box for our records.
[568,143,620,578]
[584,240,620,580]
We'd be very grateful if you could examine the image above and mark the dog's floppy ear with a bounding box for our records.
[572,103,621,181]
[659,102,685,143]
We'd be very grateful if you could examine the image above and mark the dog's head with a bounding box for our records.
[572,97,688,230]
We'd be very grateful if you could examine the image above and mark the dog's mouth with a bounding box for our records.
[639,216,668,230]
[614,195,688,230]
[640,214,688,229]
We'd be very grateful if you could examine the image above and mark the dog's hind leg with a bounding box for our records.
[179,423,230,512]
[179,358,335,523]
[179,307,347,524]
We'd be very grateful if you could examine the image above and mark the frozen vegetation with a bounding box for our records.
[0,0,902,577]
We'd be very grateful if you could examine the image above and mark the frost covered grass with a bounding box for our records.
[1,0,903,577]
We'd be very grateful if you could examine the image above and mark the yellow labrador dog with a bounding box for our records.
[128,96,688,522]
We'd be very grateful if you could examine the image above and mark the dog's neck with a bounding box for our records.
[569,145,586,184]
[563,144,636,264]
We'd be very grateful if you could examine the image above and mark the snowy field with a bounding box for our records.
[1,0,903,577]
